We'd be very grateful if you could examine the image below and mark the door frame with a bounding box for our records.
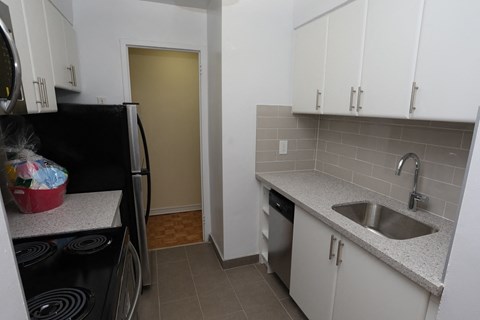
[120,39,210,241]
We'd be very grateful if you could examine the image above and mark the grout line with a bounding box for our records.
[154,251,162,319]
[185,248,206,320]
[254,264,295,320]
[224,264,247,318]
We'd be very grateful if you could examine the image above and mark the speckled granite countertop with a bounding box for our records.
[7,191,123,239]
[256,171,453,296]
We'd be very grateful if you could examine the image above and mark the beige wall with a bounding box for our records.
[129,48,201,212]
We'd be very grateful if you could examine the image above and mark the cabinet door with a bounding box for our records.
[323,0,367,116]
[332,237,430,320]
[44,0,70,90]
[3,0,38,113]
[292,15,328,114]
[412,0,480,122]
[359,0,424,118]
[22,0,57,112]
[64,20,80,92]
[290,207,338,320]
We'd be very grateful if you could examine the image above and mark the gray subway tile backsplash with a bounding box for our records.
[256,106,474,221]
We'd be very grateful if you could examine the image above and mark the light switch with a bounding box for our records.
[279,140,288,155]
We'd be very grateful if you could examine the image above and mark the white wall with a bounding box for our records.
[438,109,480,319]
[0,197,29,319]
[207,0,224,256]
[293,0,349,28]
[71,0,207,105]
[221,0,294,260]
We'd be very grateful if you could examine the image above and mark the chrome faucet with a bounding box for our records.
[395,153,428,211]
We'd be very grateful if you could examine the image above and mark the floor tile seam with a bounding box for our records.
[158,294,199,306]
[255,264,295,320]
[223,264,248,317]
[154,251,162,319]
[148,241,205,252]
[185,248,207,320]
[189,246,224,271]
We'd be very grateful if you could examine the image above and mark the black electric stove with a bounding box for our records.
[13,227,129,320]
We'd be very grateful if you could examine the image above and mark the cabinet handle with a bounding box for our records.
[328,235,337,260]
[67,65,74,85]
[336,240,344,266]
[316,90,321,110]
[33,79,44,107]
[72,65,77,87]
[356,87,363,112]
[409,82,419,114]
[349,87,356,111]
[68,65,77,87]
[41,78,49,109]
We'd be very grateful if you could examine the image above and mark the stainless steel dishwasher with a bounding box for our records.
[268,189,294,288]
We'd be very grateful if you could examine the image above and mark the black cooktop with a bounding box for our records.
[13,227,127,320]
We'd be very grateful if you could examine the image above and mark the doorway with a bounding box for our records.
[128,48,203,249]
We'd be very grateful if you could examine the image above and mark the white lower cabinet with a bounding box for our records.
[290,206,338,320]
[290,206,431,320]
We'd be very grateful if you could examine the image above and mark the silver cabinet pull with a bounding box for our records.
[336,240,344,266]
[68,65,77,87]
[316,90,322,110]
[356,86,363,112]
[67,65,74,85]
[328,235,337,260]
[41,78,49,109]
[349,87,357,111]
[409,81,419,114]
[33,78,44,107]
[72,65,77,87]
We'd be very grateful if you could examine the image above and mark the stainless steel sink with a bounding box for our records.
[331,202,438,240]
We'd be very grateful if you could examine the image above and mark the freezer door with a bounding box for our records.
[132,174,151,286]
[126,103,142,173]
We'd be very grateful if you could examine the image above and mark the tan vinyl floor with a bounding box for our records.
[147,211,203,249]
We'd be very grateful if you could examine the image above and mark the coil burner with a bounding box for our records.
[14,241,57,267]
[28,287,94,320]
[65,235,112,255]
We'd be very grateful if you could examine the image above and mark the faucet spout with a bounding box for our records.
[395,153,427,211]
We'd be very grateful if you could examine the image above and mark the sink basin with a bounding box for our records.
[331,202,438,240]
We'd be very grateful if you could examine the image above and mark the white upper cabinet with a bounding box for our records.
[292,15,328,114]
[45,1,80,92]
[3,0,38,113]
[358,0,424,118]
[64,21,80,90]
[323,0,367,116]
[22,0,58,113]
[411,0,480,122]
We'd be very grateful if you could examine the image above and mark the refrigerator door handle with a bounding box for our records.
[137,114,152,224]
[132,174,151,286]
[125,103,142,173]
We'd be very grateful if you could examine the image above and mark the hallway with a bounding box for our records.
[147,211,203,249]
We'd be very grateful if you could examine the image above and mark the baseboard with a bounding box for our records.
[150,204,202,215]
[209,235,260,269]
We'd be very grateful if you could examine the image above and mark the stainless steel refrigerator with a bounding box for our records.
[0,103,152,286]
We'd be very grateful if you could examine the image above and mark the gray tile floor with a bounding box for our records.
[138,242,307,320]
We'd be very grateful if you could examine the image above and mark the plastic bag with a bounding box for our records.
[2,123,68,213]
